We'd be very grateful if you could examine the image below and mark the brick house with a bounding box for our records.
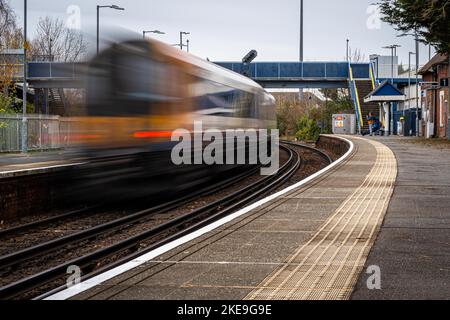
[418,54,449,138]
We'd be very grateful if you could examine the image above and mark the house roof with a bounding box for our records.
[418,53,449,75]
[364,80,406,103]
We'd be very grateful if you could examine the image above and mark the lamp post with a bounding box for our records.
[346,39,349,62]
[383,44,401,83]
[21,0,27,152]
[299,0,304,62]
[372,55,380,79]
[415,31,420,137]
[179,31,190,50]
[97,4,125,54]
[143,30,165,39]
[408,51,416,117]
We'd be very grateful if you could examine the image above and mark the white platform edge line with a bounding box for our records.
[0,162,86,176]
[44,136,355,300]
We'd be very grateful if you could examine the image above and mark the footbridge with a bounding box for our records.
[216,62,371,89]
[23,61,420,134]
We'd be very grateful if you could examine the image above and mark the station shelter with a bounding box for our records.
[364,81,406,135]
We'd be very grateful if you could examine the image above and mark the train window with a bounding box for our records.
[110,53,190,115]
[115,55,157,100]
[188,76,257,119]
[190,78,235,116]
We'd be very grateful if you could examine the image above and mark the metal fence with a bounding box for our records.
[0,114,73,152]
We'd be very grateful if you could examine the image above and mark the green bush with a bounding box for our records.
[0,94,15,115]
[295,116,321,142]
[0,93,34,115]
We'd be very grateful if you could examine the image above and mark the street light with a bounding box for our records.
[143,30,165,39]
[372,55,380,79]
[382,44,401,83]
[97,4,125,54]
[299,0,304,62]
[382,44,401,135]
[408,51,416,117]
[21,0,27,152]
[346,39,350,62]
[179,31,190,50]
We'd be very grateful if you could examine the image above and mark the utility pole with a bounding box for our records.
[408,52,415,117]
[391,47,394,83]
[299,0,304,100]
[21,0,27,153]
[96,6,99,54]
[299,0,304,62]
[415,31,420,137]
[390,46,394,136]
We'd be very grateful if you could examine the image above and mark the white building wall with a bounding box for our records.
[370,55,399,79]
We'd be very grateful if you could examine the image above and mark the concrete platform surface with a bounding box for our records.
[0,150,82,177]
[352,137,450,300]
[65,136,400,301]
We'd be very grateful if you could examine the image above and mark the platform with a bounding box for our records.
[0,151,82,178]
[45,135,405,300]
[352,137,450,300]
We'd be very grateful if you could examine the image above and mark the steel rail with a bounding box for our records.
[0,165,261,269]
[0,143,325,299]
[281,140,333,164]
[0,207,93,238]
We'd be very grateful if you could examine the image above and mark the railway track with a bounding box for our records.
[0,143,331,300]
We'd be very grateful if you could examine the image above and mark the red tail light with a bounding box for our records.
[133,131,173,139]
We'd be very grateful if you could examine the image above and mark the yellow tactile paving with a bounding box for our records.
[246,138,397,300]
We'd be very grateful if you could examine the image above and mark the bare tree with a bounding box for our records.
[0,0,22,49]
[31,16,87,62]
[0,0,23,98]
[349,48,367,63]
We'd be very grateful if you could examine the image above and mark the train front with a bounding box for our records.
[68,39,276,204]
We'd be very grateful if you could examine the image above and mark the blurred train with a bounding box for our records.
[68,39,276,203]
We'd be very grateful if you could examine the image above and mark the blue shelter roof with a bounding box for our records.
[364,81,405,103]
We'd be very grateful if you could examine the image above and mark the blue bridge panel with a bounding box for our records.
[28,63,51,78]
[256,63,279,78]
[28,62,78,79]
[302,63,326,78]
[216,62,369,82]
[351,63,370,79]
[325,63,349,78]
[279,63,303,78]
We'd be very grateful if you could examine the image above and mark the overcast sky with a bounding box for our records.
[11,0,433,66]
